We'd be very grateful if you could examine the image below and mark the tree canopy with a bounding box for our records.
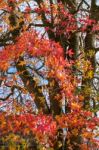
[0,0,99,149]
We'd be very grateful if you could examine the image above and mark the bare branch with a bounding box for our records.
[0,93,12,101]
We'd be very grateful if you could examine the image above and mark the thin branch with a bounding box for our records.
[0,84,23,101]
[28,23,49,27]
[83,0,90,8]
[26,65,45,79]
[0,93,13,101]
[74,0,85,13]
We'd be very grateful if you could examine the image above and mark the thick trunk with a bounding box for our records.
[82,0,98,109]
[7,1,49,114]
[16,57,49,114]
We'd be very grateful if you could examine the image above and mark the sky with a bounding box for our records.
[96,0,99,5]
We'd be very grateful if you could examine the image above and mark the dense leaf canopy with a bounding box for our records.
[0,0,99,149]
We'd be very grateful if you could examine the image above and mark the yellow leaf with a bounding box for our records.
[18,61,26,66]
[87,70,94,79]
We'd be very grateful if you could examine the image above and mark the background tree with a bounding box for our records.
[0,0,99,149]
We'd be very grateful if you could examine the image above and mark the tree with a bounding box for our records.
[0,0,99,149]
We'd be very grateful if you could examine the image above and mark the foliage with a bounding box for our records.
[0,0,99,149]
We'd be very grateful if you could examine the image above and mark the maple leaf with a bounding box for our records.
[87,70,94,79]
[0,1,98,149]
[66,49,74,57]
[18,61,26,66]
